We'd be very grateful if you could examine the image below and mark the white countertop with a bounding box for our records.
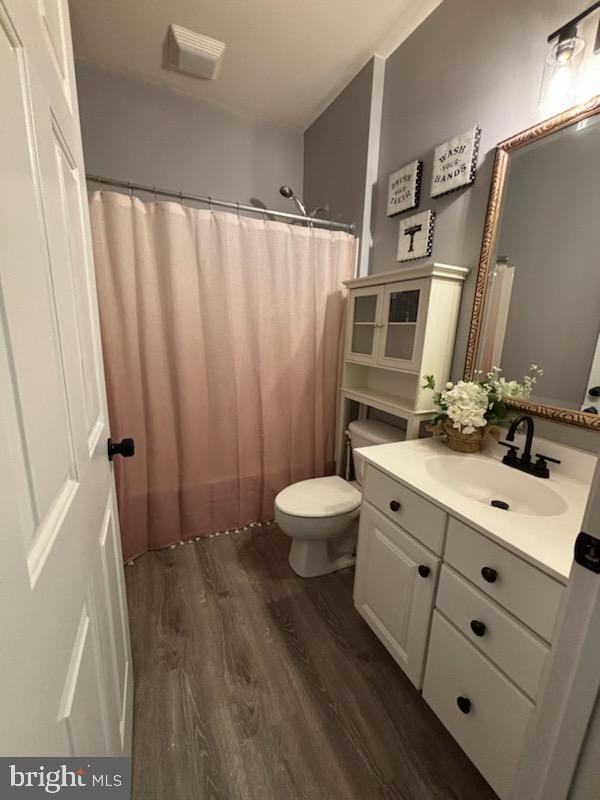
[356,436,597,583]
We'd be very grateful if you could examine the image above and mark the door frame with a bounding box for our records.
[511,456,600,799]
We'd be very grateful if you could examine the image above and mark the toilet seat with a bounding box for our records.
[275,476,361,518]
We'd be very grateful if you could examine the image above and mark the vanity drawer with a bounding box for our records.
[363,465,446,554]
[423,611,533,799]
[437,566,549,699]
[445,517,563,642]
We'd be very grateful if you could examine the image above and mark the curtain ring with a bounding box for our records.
[236,200,241,219]
[97,177,103,196]
[152,185,157,202]
[208,196,213,212]
[128,181,134,197]
[179,191,184,206]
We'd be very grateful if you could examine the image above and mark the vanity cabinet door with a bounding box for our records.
[345,286,384,365]
[354,502,440,689]
[376,278,430,372]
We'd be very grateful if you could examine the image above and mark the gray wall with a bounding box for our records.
[372,0,585,375]
[304,0,599,451]
[304,58,374,237]
[76,61,303,213]
[373,0,599,451]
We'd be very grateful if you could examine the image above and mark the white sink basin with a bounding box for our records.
[425,455,568,517]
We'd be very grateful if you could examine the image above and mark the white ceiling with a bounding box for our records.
[68,0,442,130]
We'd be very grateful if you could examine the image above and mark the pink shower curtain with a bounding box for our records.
[88,191,355,561]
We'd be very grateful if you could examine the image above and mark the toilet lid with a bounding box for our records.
[275,476,361,518]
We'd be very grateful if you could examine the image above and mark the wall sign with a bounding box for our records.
[386,160,423,216]
[430,126,481,197]
[396,210,435,262]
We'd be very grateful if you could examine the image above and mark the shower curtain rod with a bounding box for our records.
[86,174,355,234]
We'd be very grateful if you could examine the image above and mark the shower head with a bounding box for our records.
[279,185,307,217]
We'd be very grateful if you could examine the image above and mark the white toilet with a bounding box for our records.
[275,419,405,577]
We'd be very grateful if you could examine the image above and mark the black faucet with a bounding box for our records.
[499,415,561,479]
[507,415,534,465]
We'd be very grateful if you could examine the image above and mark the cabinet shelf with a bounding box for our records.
[341,386,435,417]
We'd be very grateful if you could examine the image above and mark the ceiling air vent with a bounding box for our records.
[167,24,226,80]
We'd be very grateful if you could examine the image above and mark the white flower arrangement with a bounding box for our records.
[423,365,543,435]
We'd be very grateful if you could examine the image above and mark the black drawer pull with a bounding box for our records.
[481,566,497,583]
[389,500,401,512]
[457,696,472,714]
[470,620,486,637]
[107,437,135,461]
[418,565,430,578]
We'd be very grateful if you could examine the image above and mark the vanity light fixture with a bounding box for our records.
[540,1,600,112]
[548,23,586,67]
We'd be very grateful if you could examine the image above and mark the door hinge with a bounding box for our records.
[574,532,600,574]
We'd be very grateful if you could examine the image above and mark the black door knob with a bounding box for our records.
[107,437,135,461]
[470,620,486,637]
[457,696,472,714]
[589,386,600,397]
[481,566,497,583]
[389,500,401,512]
[418,565,430,578]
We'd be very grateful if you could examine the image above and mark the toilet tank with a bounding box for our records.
[348,419,405,486]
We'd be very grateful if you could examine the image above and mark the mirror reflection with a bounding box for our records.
[476,113,600,414]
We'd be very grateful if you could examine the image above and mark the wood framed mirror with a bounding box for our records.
[464,94,600,431]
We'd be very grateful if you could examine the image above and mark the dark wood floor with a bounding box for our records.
[125,524,497,800]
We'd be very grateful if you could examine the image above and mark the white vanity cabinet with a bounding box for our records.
[424,612,534,799]
[354,465,445,688]
[354,503,440,688]
[354,461,566,800]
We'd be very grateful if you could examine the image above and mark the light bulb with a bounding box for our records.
[540,24,587,113]
[547,23,585,66]
[548,34,585,65]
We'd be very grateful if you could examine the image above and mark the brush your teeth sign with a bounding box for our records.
[430,126,481,197]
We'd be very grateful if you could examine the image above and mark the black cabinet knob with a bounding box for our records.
[457,696,472,714]
[418,565,431,578]
[589,386,600,397]
[584,407,599,414]
[107,437,135,461]
[389,500,401,512]
[481,566,497,583]
[470,620,486,637]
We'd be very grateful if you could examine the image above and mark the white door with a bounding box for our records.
[354,503,440,688]
[0,0,133,755]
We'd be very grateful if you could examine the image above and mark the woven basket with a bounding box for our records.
[443,420,486,453]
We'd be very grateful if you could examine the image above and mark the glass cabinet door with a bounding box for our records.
[379,280,426,368]
[347,289,381,362]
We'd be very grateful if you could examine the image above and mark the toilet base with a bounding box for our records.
[288,526,357,578]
